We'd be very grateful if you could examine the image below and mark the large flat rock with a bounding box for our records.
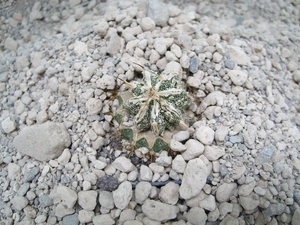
[13,122,71,161]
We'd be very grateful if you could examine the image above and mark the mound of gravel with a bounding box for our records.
[0,0,300,224]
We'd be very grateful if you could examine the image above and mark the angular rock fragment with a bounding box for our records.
[13,122,71,161]
[179,158,208,200]
[142,199,178,222]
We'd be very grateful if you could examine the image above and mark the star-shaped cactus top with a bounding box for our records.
[123,64,190,136]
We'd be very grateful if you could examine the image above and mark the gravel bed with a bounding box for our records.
[0,0,300,224]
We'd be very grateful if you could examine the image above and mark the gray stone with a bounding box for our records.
[82,65,96,82]
[78,191,97,210]
[13,122,71,161]
[263,202,285,217]
[216,182,237,203]
[34,65,46,75]
[294,189,300,205]
[78,210,94,223]
[124,221,143,225]
[159,182,180,205]
[199,194,216,211]
[113,181,132,210]
[1,117,17,134]
[228,70,248,86]
[148,0,169,27]
[255,145,276,165]
[292,208,300,225]
[17,183,30,196]
[135,181,152,204]
[107,32,121,56]
[0,72,8,82]
[219,214,239,225]
[55,186,78,208]
[93,20,109,37]
[229,135,243,143]
[93,214,115,225]
[149,163,164,175]
[29,10,43,22]
[172,130,190,142]
[119,209,136,223]
[172,155,186,173]
[140,17,156,31]
[31,51,44,68]
[16,56,30,71]
[179,158,208,200]
[281,47,292,58]
[143,217,161,225]
[112,156,135,172]
[85,98,103,116]
[62,213,79,225]
[73,41,88,56]
[154,40,167,55]
[224,59,235,69]
[23,167,40,182]
[213,52,223,63]
[39,194,53,208]
[4,37,18,51]
[171,44,182,58]
[142,199,178,222]
[186,207,207,225]
[227,46,250,66]
[204,146,225,161]
[8,163,20,180]
[35,215,47,223]
[98,175,119,191]
[219,202,233,219]
[57,149,71,166]
[99,191,114,209]
[178,34,192,50]
[83,172,97,185]
[11,196,28,211]
[242,123,257,148]
[182,139,204,160]
[96,75,116,90]
[170,139,187,152]
[195,126,215,145]
[239,192,260,211]
[0,83,6,92]
[69,0,81,7]
[26,191,36,201]
[0,201,12,218]
[207,33,220,46]
[150,49,160,63]
[254,186,266,196]
[180,53,190,69]
[288,61,298,71]
[140,165,153,181]
[189,57,199,73]
[55,203,75,218]
[215,125,228,142]
[187,75,202,89]
[293,70,300,83]
[155,151,172,166]
[238,181,256,196]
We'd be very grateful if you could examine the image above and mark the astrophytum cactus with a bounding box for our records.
[116,63,191,152]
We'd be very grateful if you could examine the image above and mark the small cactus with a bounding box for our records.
[116,63,191,152]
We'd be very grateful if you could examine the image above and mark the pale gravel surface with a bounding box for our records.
[0,0,300,224]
